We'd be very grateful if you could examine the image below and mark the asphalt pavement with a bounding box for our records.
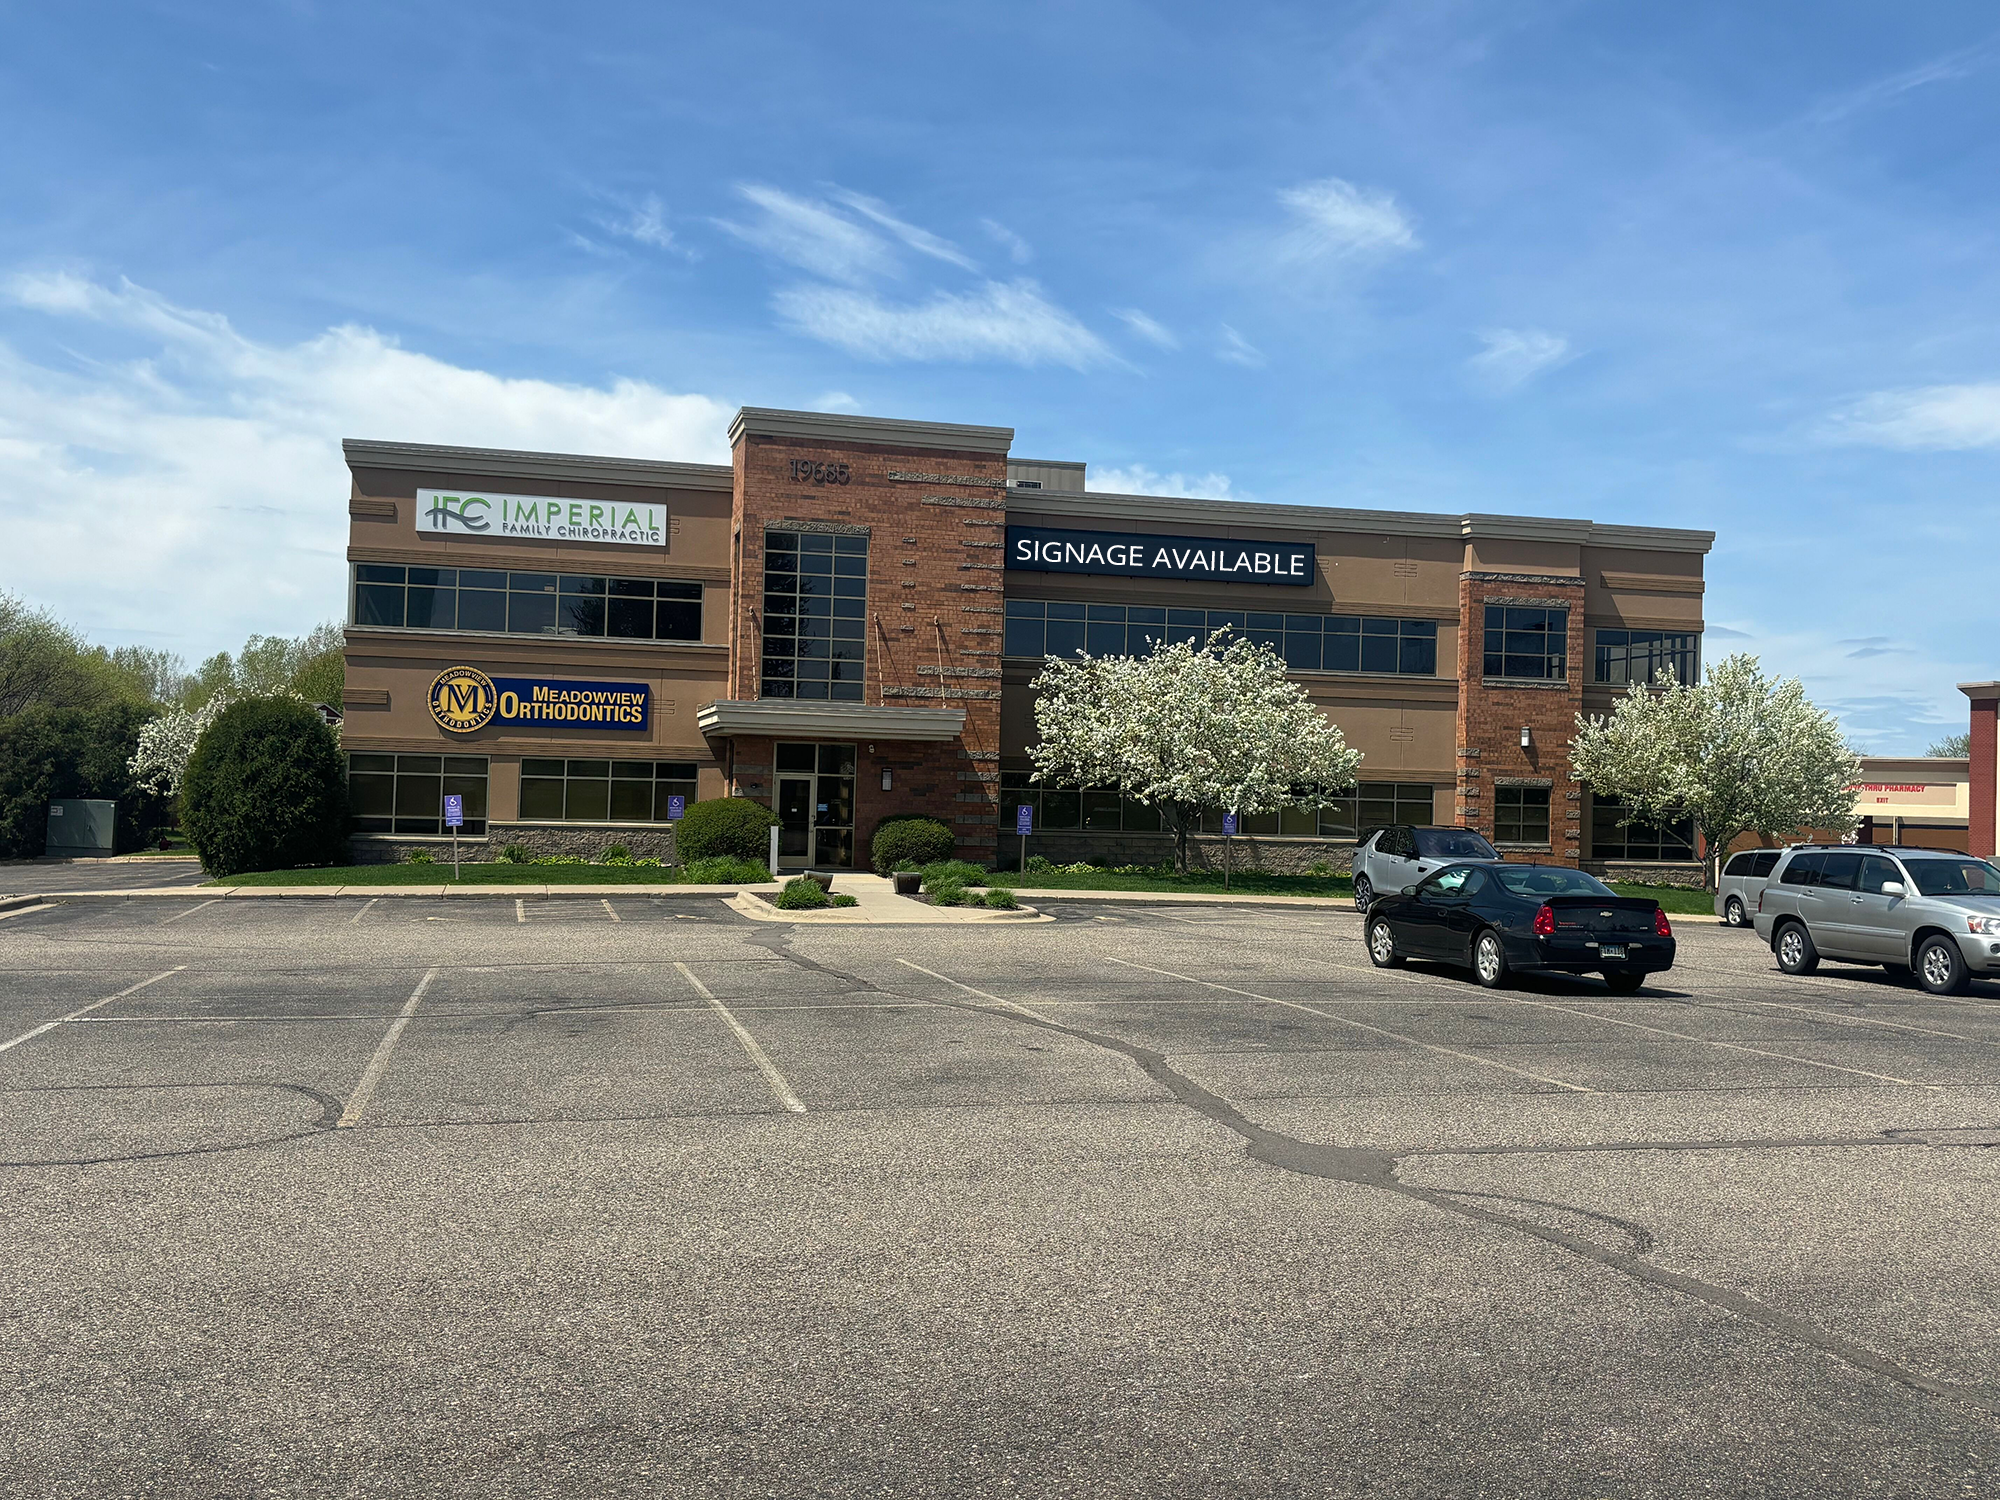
[1,893,1996,1498]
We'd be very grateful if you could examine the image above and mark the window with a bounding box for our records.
[761,531,867,701]
[1589,796,1695,861]
[349,754,487,836]
[1596,629,1699,686]
[518,760,698,822]
[1483,605,1567,681]
[1493,785,1551,845]
[998,774,1433,839]
[1003,600,1437,676]
[351,565,701,642]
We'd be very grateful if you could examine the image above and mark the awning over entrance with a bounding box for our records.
[695,699,968,742]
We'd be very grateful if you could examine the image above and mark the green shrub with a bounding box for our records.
[602,843,630,862]
[677,797,779,862]
[774,875,831,910]
[830,892,858,908]
[921,859,987,890]
[406,849,434,865]
[681,854,773,884]
[0,703,172,858]
[499,843,531,863]
[983,887,1018,910]
[180,698,348,877]
[870,815,956,874]
[927,881,968,906]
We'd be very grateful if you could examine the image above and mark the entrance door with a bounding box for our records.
[776,777,814,868]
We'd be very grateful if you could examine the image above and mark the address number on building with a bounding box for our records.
[789,460,851,485]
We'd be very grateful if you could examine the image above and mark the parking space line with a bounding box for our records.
[673,962,806,1114]
[337,967,439,1128]
[515,899,526,924]
[602,899,621,923]
[349,898,380,925]
[0,966,185,1054]
[895,957,1058,1023]
[159,899,222,925]
[1106,956,1598,1093]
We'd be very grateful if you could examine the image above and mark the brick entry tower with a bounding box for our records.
[1455,571,1588,864]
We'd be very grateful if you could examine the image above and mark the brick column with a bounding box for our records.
[1962,683,1999,858]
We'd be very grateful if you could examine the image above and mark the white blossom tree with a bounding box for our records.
[1570,654,1861,887]
[128,693,234,797]
[1029,630,1363,874]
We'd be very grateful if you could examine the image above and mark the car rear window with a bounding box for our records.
[1906,858,2000,896]
[1415,829,1497,859]
[1491,866,1614,898]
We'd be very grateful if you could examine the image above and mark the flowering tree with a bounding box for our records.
[128,694,234,797]
[1029,631,1363,874]
[1570,654,1860,888]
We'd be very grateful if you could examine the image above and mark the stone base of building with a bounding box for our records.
[350,822,679,866]
[1000,831,1358,875]
[1583,860,1707,889]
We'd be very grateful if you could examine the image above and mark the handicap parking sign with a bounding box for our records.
[667,795,686,821]
[443,794,463,829]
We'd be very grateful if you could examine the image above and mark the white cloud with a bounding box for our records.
[1467,327,1572,391]
[1819,383,2000,450]
[982,218,1033,264]
[772,278,1113,369]
[1216,325,1264,367]
[1111,308,1177,349]
[1088,463,1242,501]
[1276,177,1419,261]
[827,189,979,272]
[598,192,681,252]
[715,184,899,284]
[0,272,732,658]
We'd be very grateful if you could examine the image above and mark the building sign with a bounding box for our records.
[427,667,651,733]
[1005,525,1315,586]
[416,488,665,547]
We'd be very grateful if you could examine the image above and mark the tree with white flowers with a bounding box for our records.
[1029,630,1363,875]
[1570,654,1860,888]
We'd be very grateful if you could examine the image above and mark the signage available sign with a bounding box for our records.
[416,488,665,547]
[1006,525,1314,586]
[428,666,651,734]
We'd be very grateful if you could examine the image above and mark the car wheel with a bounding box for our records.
[1916,935,1970,996]
[1353,875,1374,914]
[1473,930,1509,989]
[1774,922,1819,976]
[1723,896,1745,928]
[1367,918,1404,968]
[1603,971,1645,994]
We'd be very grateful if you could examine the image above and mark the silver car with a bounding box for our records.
[1353,825,1501,912]
[1752,846,2000,995]
[1714,847,1782,928]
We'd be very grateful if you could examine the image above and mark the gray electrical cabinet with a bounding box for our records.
[46,799,116,858]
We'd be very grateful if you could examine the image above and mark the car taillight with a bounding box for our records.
[1533,904,1555,936]
[1654,908,1673,937]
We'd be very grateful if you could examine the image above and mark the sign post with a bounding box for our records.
[443,794,464,879]
[1015,803,1033,871]
[1221,811,1237,891]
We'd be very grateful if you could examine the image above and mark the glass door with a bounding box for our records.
[776,777,814,867]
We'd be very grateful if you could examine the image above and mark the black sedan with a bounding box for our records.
[1364,862,1676,991]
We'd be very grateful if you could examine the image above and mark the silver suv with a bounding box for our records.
[1354,826,1501,912]
[1752,845,2000,995]
[1715,848,1781,927]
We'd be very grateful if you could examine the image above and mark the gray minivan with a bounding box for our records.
[1715,848,1782,927]
[1751,845,2000,995]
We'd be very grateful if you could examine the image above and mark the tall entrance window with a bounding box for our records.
[773,743,856,868]
[761,531,868,700]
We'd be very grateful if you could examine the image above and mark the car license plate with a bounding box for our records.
[1601,944,1627,961]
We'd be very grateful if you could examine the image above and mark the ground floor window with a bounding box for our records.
[519,759,699,822]
[999,774,1435,839]
[1589,795,1695,861]
[350,754,488,835]
[1494,785,1552,845]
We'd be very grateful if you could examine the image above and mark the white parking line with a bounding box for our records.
[349,897,380,925]
[674,961,806,1113]
[1107,956,1598,1093]
[159,899,222,925]
[515,898,527,924]
[602,899,621,923]
[337,967,438,1128]
[0,967,185,1054]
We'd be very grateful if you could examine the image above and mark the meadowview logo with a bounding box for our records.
[415,489,666,547]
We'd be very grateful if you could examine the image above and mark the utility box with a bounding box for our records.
[46,799,116,858]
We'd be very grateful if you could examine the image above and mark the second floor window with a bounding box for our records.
[1483,605,1568,681]
[762,531,867,701]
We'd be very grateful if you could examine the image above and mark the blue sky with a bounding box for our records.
[3,1,1997,752]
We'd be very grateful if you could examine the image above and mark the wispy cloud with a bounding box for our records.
[715,184,899,284]
[828,188,979,272]
[772,278,1113,369]
[1276,177,1419,261]
[1819,382,2000,450]
[1805,36,2000,125]
[1088,463,1242,501]
[982,218,1033,264]
[1216,325,1264,367]
[598,192,682,252]
[1111,308,1177,349]
[1467,327,1571,391]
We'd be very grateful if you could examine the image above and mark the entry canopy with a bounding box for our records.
[696,700,968,742]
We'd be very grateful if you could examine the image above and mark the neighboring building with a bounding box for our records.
[340,408,1713,871]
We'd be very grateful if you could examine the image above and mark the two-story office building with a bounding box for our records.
[340,408,1713,873]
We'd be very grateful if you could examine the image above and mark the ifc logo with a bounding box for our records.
[428,666,496,733]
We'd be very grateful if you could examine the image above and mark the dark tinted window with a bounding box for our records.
[1780,853,1824,886]
[1415,829,1498,859]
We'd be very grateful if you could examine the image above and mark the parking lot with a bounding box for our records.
[3,893,1997,1498]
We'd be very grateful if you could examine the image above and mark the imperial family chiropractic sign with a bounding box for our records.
[1005,525,1315,586]
[428,667,651,734]
[416,489,665,546]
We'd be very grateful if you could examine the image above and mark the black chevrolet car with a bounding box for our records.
[1364,862,1676,991]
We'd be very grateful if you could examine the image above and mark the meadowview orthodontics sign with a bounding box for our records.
[428,667,650,734]
[1005,525,1315,586]
[416,489,665,546]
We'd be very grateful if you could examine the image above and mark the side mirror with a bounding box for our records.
[1881,881,1906,897]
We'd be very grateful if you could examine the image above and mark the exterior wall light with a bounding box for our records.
[1520,725,1532,749]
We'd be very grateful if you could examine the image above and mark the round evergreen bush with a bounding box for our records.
[676,796,779,862]
[869,815,956,874]
[180,698,349,877]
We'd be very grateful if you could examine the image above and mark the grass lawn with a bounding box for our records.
[213,864,760,887]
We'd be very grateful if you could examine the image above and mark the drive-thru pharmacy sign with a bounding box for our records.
[428,667,651,733]
[416,489,665,546]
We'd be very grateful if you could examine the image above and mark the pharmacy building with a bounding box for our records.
[340,408,1713,876]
